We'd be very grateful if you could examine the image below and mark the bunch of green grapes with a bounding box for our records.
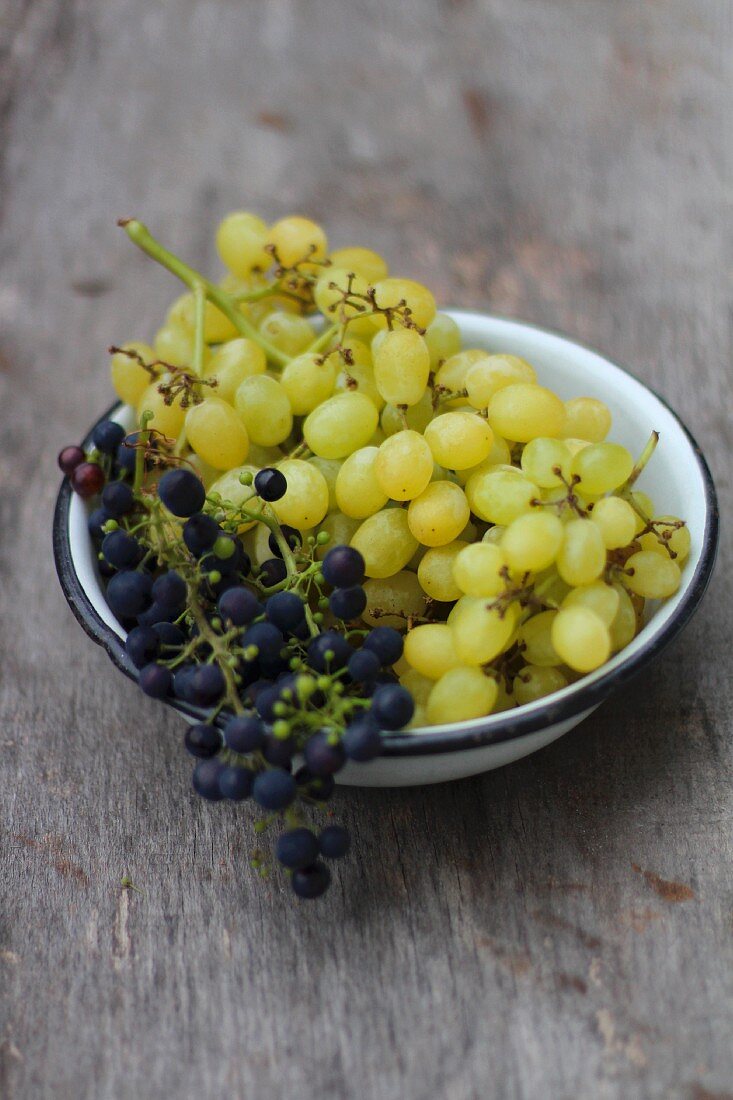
[111,211,690,730]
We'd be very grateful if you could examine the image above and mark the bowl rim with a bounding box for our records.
[53,311,719,758]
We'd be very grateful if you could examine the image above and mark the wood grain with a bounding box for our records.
[1,2,731,1097]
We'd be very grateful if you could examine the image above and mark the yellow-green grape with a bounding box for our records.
[520,437,573,488]
[258,311,315,358]
[557,519,607,586]
[166,293,189,328]
[350,508,419,578]
[327,335,373,368]
[465,468,539,525]
[373,329,430,407]
[452,542,507,597]
[570,442,634,497]
[407,481,470,547]
[267,215,328,267]
[464,354,537,409]
[271,459,330,530]
[638,517,691,562]
[137,381,186,439]
[110,341,155,406]
[399,668,434,708]
[609,582,637,651]
[533,567,571,606]
[519,610,560,667]
[629,490,655,534]
[329,246,388,284]
[560,397,611,443]
[404,623,463,680]
[185,397,250,471]
[623,550,682,599]
[316,512,362,559]
[434,349,486,407]
[493,679,517,713]
[335,447,389,519]
[561,581,620,626]
[455,435,513,485]
[514,665,568,706]
[208,466,264,533]
[590,496,637,549]
[248,443,285,467]
[417,541,468,602]
[216,211,271,276]
[185,452,221,490]
[178,295,238,344]
[313,267,371,327]
[487,383,566,442]
[451,599,519,666]
[280,353,336,414]
[426,667,498,725]
[362,571,426,629]
[206,339,267,403]
[153,323,196,369]
[423,411,494,470]
[333,361,385,412]
[235,375,293,446]
[424,313,462,368]
[308,457,341,512]
[551,607,611,672]
[501,513,564,573]
[482,525,506,546]
[303,392,379,459]
[370,278,436,330]
[374,430,434,501]
[381,391,434,436]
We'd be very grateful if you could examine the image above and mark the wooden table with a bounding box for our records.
[1,2,731,1097]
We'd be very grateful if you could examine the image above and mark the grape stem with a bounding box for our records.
[626,431,659,487]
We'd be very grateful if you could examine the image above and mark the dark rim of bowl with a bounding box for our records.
[53,315,719,757]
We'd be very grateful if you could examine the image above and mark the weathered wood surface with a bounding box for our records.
[1,2,731,1097]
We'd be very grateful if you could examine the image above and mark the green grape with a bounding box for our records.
[434,349,486,407]
[514,665,568,706]
[629,490,655,533]
[561,581,620,626]
[335,446,389,519]
[381,391,434,436]
[209,465,264,533]
[570,442,634,496]
[551,607,611,672]
[185,397,250,471]
[482,525,506,546]
[493,680,517,713]
[216,211,271,276]
[267,215,328,268]
[373,329,430,407]
[519,610,560,666]
[370,278,436,330]
[426,667,498,725]
[423,411,494,470]
[637,517,691,562]
[315,512,362,559]
[404,623,463,680]
[588,496,637,549]
[451,599,519,665]
[455,435,512,484]
[206,338,267,403]
[609,582,637,651]
[271,459,330,530]
[185,452,222,490]
[399,668,434,708]
[465,468,539,525]
[308,456,341,512]
[153,323,196,369]
[452,542,507,597]
[488,383,566,442]
[362,571,426,628]
[303,392,379,459]
[235,375,293,446]
[333,360,384,412]
[560,397,611,443]
[556,519,607,586]
[520,437,573,488]
[110,341,155,406]
[258,311,315,357]
[407,481,470,547]
[623,551,681,599]
[501,512,564,573]
[374,430,434,500]
[417,541,468,602]
[464,354,537,409]
[178,294,238,344]
[424,313,462,368]
[248,443,285,467]
[329,246,388,284]
[280,353,336,414]
[137,380,186,439]
[350,508,419,578]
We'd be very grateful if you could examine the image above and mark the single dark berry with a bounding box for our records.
[106,570,152,618]
[152,570,186,612]
[304,730,346,776]
[138,662,172,699]
[294,767,335,802]
[265,591,305,632]
[153,621,186,648]
[184,722,221,759]
[218,586,261,626]
[58,445,85,476]
[125,625,160,669]
[291,862,331,899]
[223,714,265,754]
[363,626,404,667]
[102,480,135,517]
[370,684,414,730]
[157,468,206,517]
[192,758,225,801]
[218,765,254,800]
[255,685,282,722]
[318,825,351,859]
[242,622,284,663]
[347,648,381,684]
[136,601,177,628]
[321,545,365,588]
[173,663,197,702]
[88,506,111,541]
[262,733,296,768]
[307,630,352,672]
[102,529,141,569]
[342,716,382,761]
[329,585,367,621]
[276,828,319,870]
[188,664,226,707]
[268,524,301,559]
[92,419,125,455]
[183,513,220,556]
[259,557,288,586]
[71,462,105,499]
[254,467,287,502]
[252,769,296,810]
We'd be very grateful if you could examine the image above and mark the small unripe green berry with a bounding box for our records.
[102,519,119,533]
[207,570,222,585]
[244,644,259,661]
[315,572,325,585]
[332,682,344,696]
[326,731,340,747]
[213,535,235,560]
[296,675,316,701]
[313,612,324,624]
[272,701,288,717]
[316,531,330,545]
[318,597,329,610]
[317,675,331,692]
[272,720,291,740]
[238,470,254,486]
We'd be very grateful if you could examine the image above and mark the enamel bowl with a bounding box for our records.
[53,312,719,787]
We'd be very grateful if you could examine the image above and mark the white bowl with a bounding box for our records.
[54,312,718,787]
